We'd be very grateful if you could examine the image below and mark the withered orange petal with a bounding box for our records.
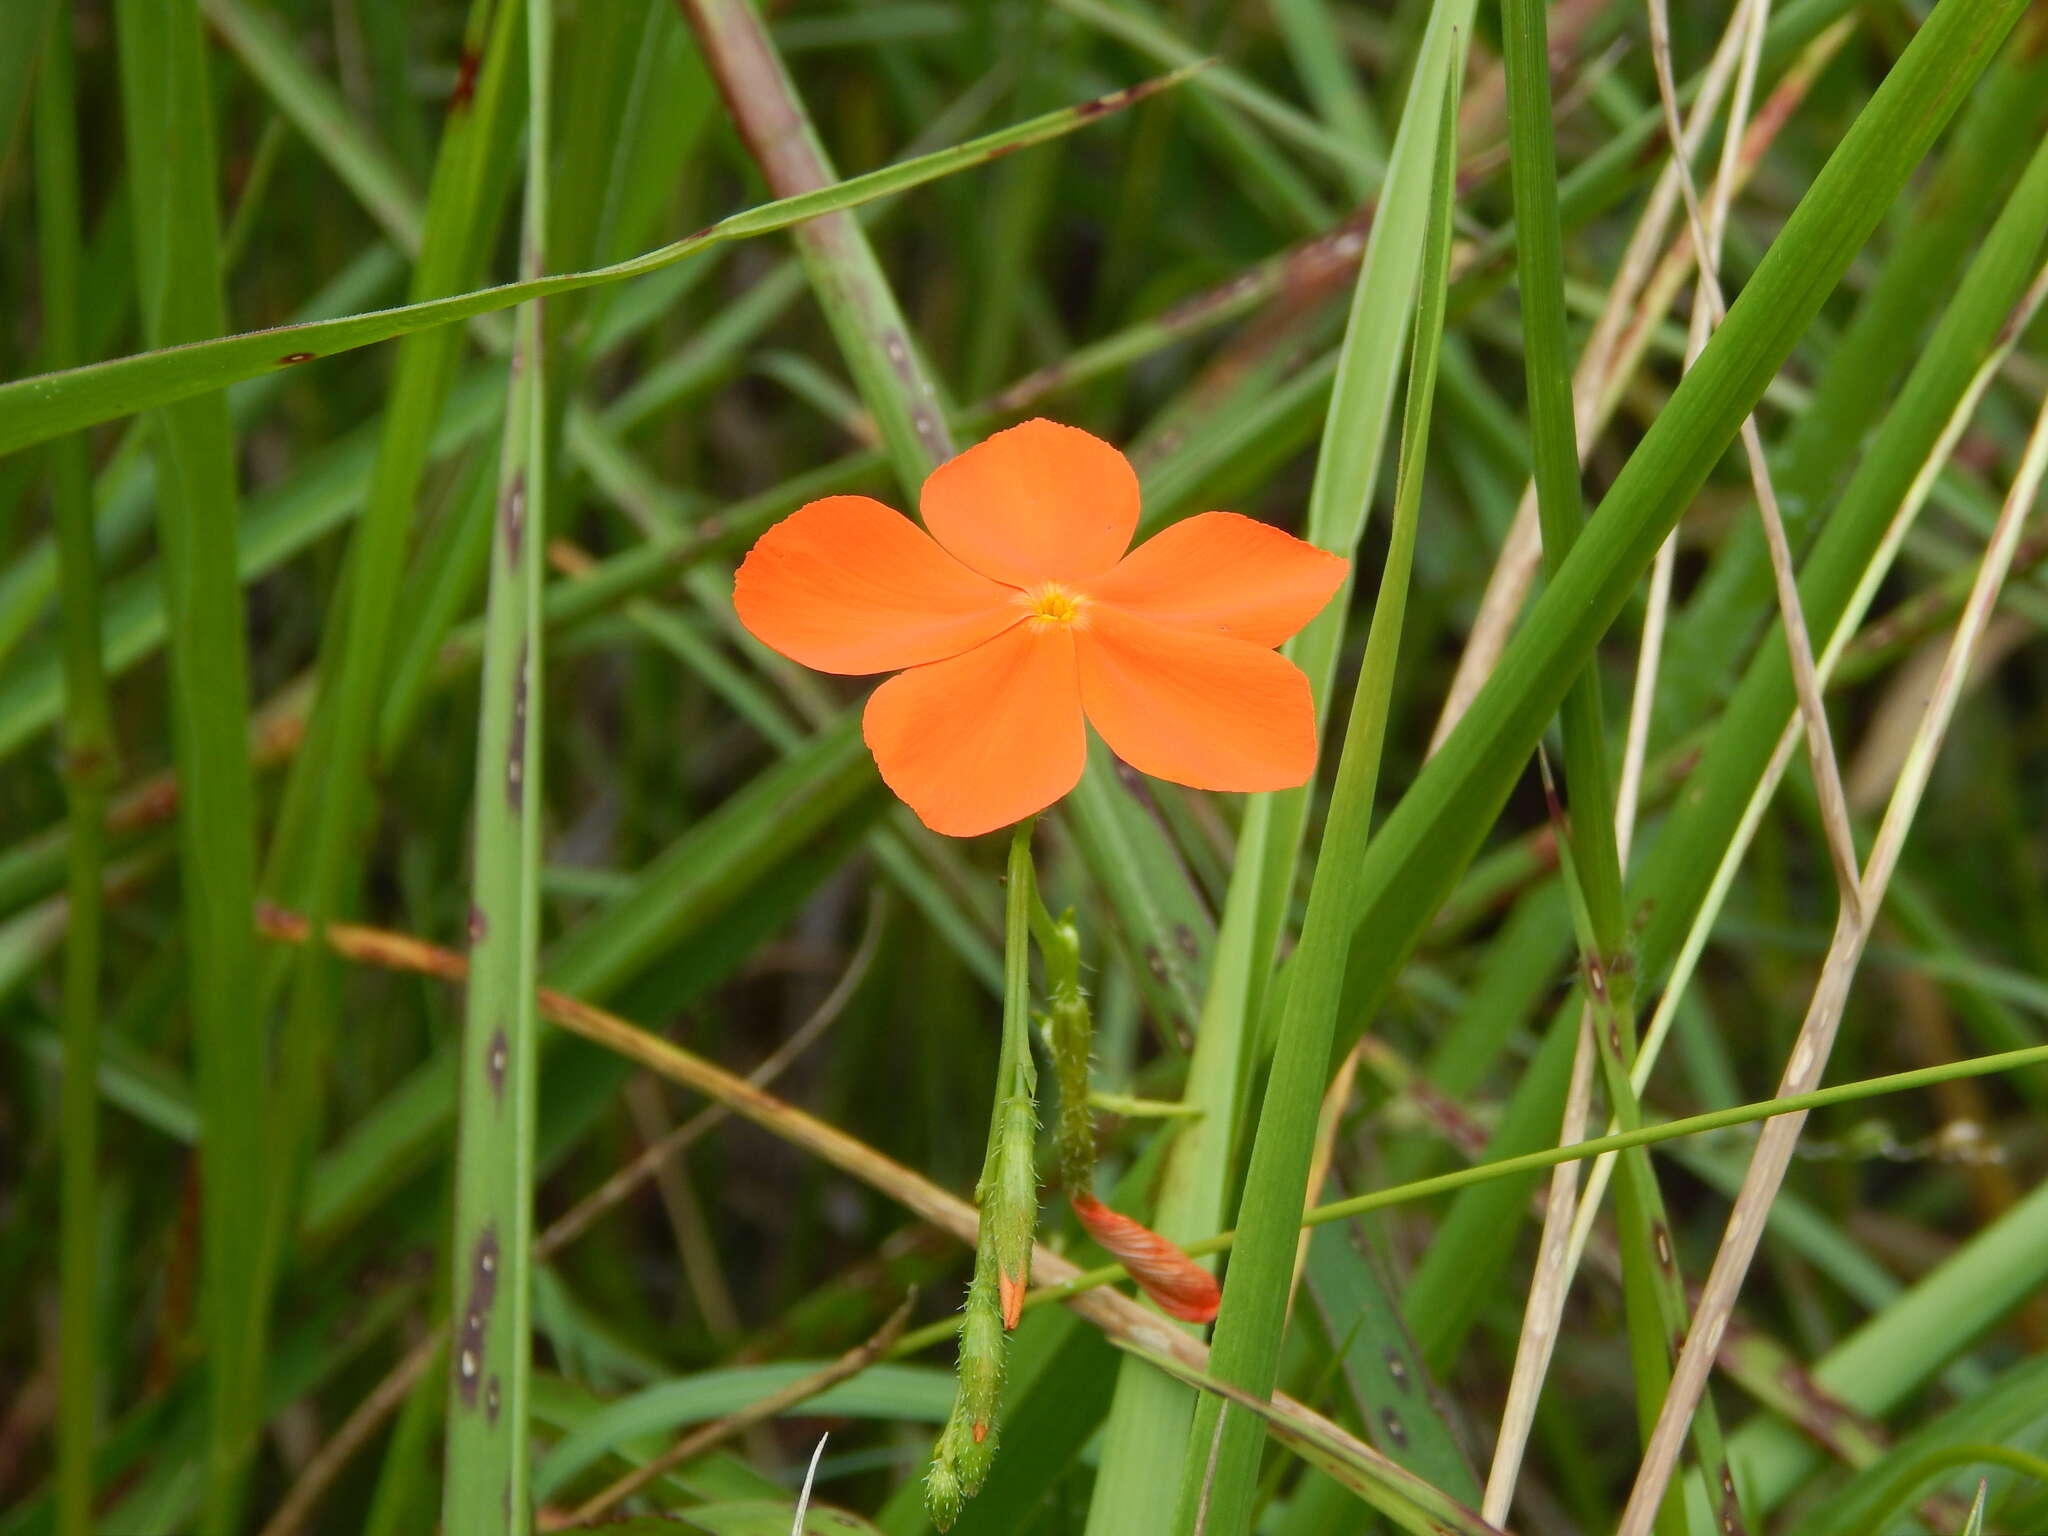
[920,419,1138,587]
[1070,1193,1221,1325]
[733,494,1022,675]
[862,624,1085,837]
[1088,511,1349,647]
[1076,606,1316,792]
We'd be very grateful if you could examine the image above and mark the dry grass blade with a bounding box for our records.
[1479,1009,1597,1520]
[1558,253,2048,1334]
[1616,269,2048,1536]
[253,908,1398,1487]
[1615,0,1774,847]
[1645,0,1864,915]
[1428,0,1828,750]
[255,901,882,1536]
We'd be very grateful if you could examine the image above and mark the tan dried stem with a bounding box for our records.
[1431,2,1845,751]
[1558,258,2048,1302]
[1291,1040,1365,1298]
[255,900,880,1536]
[1479,1008,1598,1521]
[1617,280,2048,1536]
[255,908,1468,1529]
[1645,0,1864,915]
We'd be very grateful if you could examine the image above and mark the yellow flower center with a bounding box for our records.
[1026,583,1084,627]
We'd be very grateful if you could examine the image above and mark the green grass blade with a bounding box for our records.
[1173,73,1460,1536]
[1500,0,1622,947]
[36,19,114,1534]
[441,0,549,1524]
[1231,0,1475,1038]
[1078,3,1471,1509]
[110,2,266,1527]
[199,0,427,253]
[1301,1218,1480,1500]
[0,67,1195,460]
[255,0,523,1300]
[1092,52,1476,1520]
[1497,0,1734,1520]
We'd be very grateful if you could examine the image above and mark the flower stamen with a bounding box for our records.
[1026,583,1084,628]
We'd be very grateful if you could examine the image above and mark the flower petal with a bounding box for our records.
[1088,511,1348,647]
[863,623,1085,837]
[734,495,1021,674]
[920,419,1138,586]
[1076,606,1317,792]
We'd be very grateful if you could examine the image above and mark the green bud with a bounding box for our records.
[924,1423,967,1531]
[1032,906,1100,1198]
[925,1261,1007,1527]
[986,1090,1039,1327]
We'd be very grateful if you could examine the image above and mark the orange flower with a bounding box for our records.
[734,419,1348,837]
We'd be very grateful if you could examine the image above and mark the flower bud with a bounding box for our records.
[984,1090,1039,1328]
[924,1262,1006,1528]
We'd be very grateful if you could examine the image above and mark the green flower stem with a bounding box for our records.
[927,819,1041,1528]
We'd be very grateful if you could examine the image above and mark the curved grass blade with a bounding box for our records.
[0,67,1199,460]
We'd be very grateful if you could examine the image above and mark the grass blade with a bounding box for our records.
[36,19,114,1534]
[257,0,526,1354]
[1090,19,1477,1517]
[1493,0,1738,1523]
[441,0,549,1524]
[1124,1341,1501,1536]
[0,67,1196,460]
[1173,72,1460,1536]
[110,1,266,1525]
[1222,0,1476,1065]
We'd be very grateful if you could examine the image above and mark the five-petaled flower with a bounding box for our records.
[733,419,1349,836]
